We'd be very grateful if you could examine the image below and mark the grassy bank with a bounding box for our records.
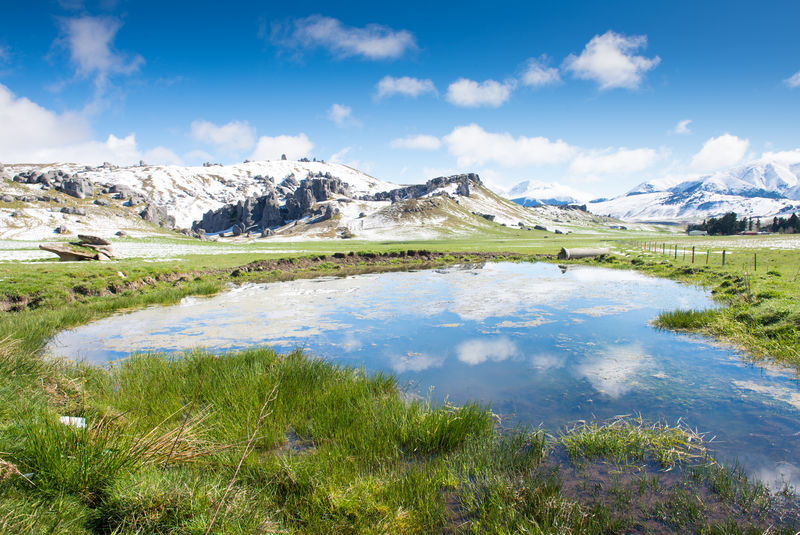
[1,343,796,534]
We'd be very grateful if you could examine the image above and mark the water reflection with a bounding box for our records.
[47,262,800,489]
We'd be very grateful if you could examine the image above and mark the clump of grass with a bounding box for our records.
[4,409,218,504]
[655,308,719,330]
[559,417,707,468]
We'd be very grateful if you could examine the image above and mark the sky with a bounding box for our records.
[1,0,800,197]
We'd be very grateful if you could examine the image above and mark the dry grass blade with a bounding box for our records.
[205,384,278,535]
[0,458,33,485]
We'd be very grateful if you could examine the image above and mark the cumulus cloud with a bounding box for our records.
[570,147,660,175]
[443,124,576,167]
[250,133,313,161]
[445,78,515,107]
[691,133,749,171]
[520,55,561,87]
[190,120,256,154]
[58,16,144,90]
[563,30,660,90]
[327,103,360,127]
[673,119,692,135]
[0,82,180,165]
[456,338,518,366]
[272,15,416,60]
[784,71,800,88]
[376,75,436,98]
[389,134,441,150]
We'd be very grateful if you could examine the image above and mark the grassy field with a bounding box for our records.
[0,231,799,533]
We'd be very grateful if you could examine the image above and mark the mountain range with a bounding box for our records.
[0,160,617,241]
[506,158,800,222]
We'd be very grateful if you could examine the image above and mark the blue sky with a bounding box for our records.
[2,0,800,196]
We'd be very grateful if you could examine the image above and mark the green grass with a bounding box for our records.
[1,232,799,532]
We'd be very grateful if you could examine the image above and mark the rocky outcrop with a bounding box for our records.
[192,177,350,235]
[140,203,176,229]
[11,169,96,199]
[361,173,480,203]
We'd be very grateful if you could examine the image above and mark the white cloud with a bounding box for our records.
[389,134,441,150]
[673,119,692,135]
[389,352,444,373]
[443,124,576,167]
[520,55,561,87]
[141,146,183,166]
[691,133,749,171]
[58,16,144,90]
[784,71,800,88]
[563,30,660,90]
[327,103,360,127]
[761,148,800,165]
[273,15,416,60]
[250,133,313,161]
[445,78,515,107]
[190,120,255,154]
[456,338,518,366]
[376,75,436,98]
[329,146,351,163]
[570,147,660,175]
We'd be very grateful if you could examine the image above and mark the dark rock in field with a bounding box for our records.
[534,225,547,231]
[261,228,273,237]
[78,234,112,246]
[19,195,36,203]
[474,213,495,222]
[115,230,128,237]
[139,203,176,228]
[362,173,480,203]
[60,206,87,216]
[93,198,111,206]
[1,195,13,203]
[55,225,70,234]
[110,184,134,199]
[60,177,94,199]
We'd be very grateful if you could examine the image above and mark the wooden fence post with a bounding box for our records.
[691,246,695,264]
[722,250,726,266]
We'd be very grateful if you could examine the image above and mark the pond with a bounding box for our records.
[47,262,800,489]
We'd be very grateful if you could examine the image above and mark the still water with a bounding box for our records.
[48,262,800,488]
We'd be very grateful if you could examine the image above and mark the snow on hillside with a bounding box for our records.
[506,179,593,206]
[589,159,800,222]
[2,160,395,229]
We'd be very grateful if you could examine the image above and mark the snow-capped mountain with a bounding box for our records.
[3,160,396,229]
[0,160,616,241]
[588,159,800,222]
[506,180,593,207]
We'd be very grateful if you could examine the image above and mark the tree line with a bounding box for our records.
[688,212,800,235]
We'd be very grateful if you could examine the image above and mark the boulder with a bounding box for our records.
[55,225,70,235]
[39,244,98,261]
[77,234,112,246]
[93,198,111,206]
[115,230,128,237]
[1,195,13,203]
[60,206,87,216]
[61,178,94,199]
[140,203,176,228]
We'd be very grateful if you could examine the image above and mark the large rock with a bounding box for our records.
[61,177,94,199]
[39,244,100,261]
[140,203,176,228]
[363,173,480,203]
[77,234,112,246]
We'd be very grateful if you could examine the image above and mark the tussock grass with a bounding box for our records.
[559,417,707,468]
[656,308,719,330]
